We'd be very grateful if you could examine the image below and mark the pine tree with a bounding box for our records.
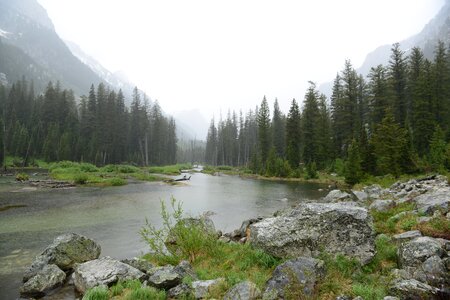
[428,125,447,171]
[344,139,362,185]
[286,98,301,169]
[388,43,408,126]
[272,99,285,158]
[257,96,271,164]
[302,82,320,165]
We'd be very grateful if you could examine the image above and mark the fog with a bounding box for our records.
[38,0,445,123]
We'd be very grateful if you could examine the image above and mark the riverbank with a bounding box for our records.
[16,174,449,299]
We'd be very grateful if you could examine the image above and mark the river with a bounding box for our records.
[0,172,328,299]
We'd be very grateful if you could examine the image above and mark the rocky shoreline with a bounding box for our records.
[18,175,449,299]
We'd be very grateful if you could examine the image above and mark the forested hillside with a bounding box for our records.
[205,42,450,183]
[0,81,177,167]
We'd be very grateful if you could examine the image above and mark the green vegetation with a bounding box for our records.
[83,286,109,300]
[15,172,29,181]
[147,163,192,175]
[85,280,166,300]
[417,216,450,239]
[371,202,417,234]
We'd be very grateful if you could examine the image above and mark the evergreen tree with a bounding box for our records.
[257,96,271,164]
[302,82,320,164]
[428,125,447,171]
[286,98,301,169]
[388,43,408,126]
[344,139,362,185]
[272,99,285,158]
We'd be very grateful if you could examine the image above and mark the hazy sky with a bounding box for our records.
[38,0,444,121]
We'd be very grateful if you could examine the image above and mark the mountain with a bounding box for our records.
[0,0,103,94]
[319,0,450,97]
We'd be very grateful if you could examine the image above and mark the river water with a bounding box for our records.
[0,172,328,299]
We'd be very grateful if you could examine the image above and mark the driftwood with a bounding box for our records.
[165,175,191,183]
[29,180,75,189]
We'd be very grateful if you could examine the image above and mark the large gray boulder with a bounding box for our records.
[168,283,193,299]
[223,281,261,300]
[323,190,353,202]
[20,264,66,298]
[174,260,198,280]
[24,233,101,282]
[413,188,450,215]
[147,265,182,290]
[398,237,444,268]
[121,258,154,274]
[369,200,395,212]
[192,278,225,299]
[412,255,448,287]
[389,279,442,300]
[393,230,422,244]
[74,256,145,294]
[262,257,325,300]
[249,202,375,264]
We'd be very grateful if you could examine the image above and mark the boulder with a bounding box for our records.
[74,256,145,293]
[389,279,442,300]
[263,257,325,300]
[168,283,193,299]
[398,237,444,268]
[383,297,399,300]
[121,258,154,274]
[24,233,101,282]
[363,184,384,199]
[148,265,182,290]
[249,202,375,264]
[352,190,369,202]
[413,255,448,287]
[393,230,422,243]
[223,281,261,300]
[192,278,225,299]
[174,260,198,280]
[239,218,263,238]
[369,200,395,212]
[413,188,450,215]
[323,190,353,202]
[20,264,66,298]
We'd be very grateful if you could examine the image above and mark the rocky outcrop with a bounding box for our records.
[23,233,101,282]
[168,283,192,298]
[398,237,444,268]
[20,264,66,298]
[262,257,325,300]
[74,256,145,293]
[393,230,422,243]
[249,202,375,264]
[369,199,395,212]
[223,281,261,300]
[389,279,442,300]
[147,265,182,290]
[323,189,353,202]
[173,260,197,280]
[413,188,449,215]
[121,258,154,274]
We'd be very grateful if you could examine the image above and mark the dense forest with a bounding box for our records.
[205,41,450,183]
[0,81,177,166]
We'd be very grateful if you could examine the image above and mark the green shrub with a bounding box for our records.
[74,173,89,184]
[305,162,318,179]
[127,286,166,300]
[79,163,99,172]
[118,165,141,173]
[110,281,124,296]
[108,177,126,186]
[82,286,109,300]
[15,173,29,181]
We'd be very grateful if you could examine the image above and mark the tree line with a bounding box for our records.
[205,41,450,183]
[0,80,177,167]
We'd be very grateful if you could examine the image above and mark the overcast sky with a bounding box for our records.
[38,0,444,121]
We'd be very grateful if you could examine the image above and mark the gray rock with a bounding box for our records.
[121,258,154,274]
[414,255,448,287]
[352,190,369,201]
[363,184,384,199]
[148,265,182,290]
[24,233,101,282]
[223,281,261,300]
[174,260,198,280]
[323,190,353,202]
[219,236,231,243]
[353,297,364,300]
[335,296,352,300]
[74,256,145,294]
[20,264,66,298]
[393,230,422,243]
[167,283,192,298]
[383,297,399,300]
[369,199,395,212]
[192,278,225,299]
[390,268,412,281]
[249,202,375,264]
[239,218,262,237]
[389,279,441,299]
[414,187,450,215]
[398,237,444,268]
[418,216,432,223]
[262,257,325,300]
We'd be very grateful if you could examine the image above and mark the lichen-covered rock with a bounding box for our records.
[262,257,325,300]
[413,188,450,215]
[369,200,395,212]
[121,258,154,274]
[192,278,225,299]
[389,279,442,299]
[24,233,101,282]
[223,281,261,300]
[148,265,182,290]
[20,264,66,298]
[74,256,145,293]
[398,237,444,268]
[249,202,375,264]
[323,190,353,202]
[174,260,198,280]
[363,184,385,199]
[412,255,448,287]
[167,283,192,299]
[352,190,369,202]
[393,230,422,243]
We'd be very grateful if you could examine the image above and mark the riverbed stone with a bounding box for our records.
[192,278,225,299]
[249,202,375,264]
[398,237,444,268]
[24,233,101,282]
[148,265,182,290]
[223,281,261,300]
[369,200,395,212]
[20,264,66,298]
[74,256,145,294]
[262,257,325,300]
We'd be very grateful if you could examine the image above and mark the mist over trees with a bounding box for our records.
[205,41,450,182]
[0,81,177,166]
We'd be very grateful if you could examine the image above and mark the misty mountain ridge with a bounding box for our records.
[319,0,450,97]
